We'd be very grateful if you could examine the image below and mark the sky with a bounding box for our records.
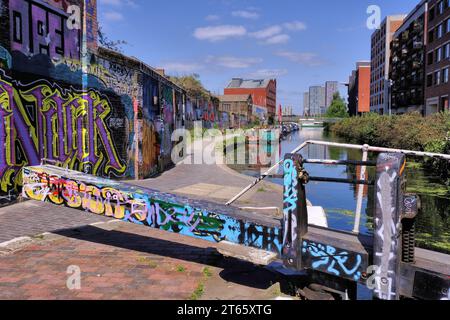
[97,0,420,114]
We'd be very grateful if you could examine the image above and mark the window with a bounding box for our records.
[435,70,441,85]
[445,43,450,59]
[427,74,433,87]
[428,51,434,65]
[429,6,436,21]
[438,1,444,15]
[447,18,450,33]
[437,24,444,39]
[443,68,449,83]
[429,30,435,43]
[437,47,443,62]
[12,11,22,43]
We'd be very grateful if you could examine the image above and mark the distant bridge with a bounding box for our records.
[281,115,343,124]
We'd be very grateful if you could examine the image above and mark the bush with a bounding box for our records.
[331,112,450,183]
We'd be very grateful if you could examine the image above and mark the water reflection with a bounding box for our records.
[229,128,450,253]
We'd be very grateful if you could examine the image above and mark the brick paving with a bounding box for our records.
[0,220,282,300]
[0,200,109,244]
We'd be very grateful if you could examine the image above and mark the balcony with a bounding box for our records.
[412,61,422,69]
[402,31,410,41]
[413,41,423,50]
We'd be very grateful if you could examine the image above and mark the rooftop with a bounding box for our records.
[227,78,273,89]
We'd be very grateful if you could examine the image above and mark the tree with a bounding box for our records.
[98,26,128,53]
[325,92,349,118]
[168,74,210,99]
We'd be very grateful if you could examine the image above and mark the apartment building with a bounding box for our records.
[425,0,450,114]
[309,86,326,117]
[370,15,407,114]
[390,0,428,115]
[303,92,310,116]
[325,81,339,109]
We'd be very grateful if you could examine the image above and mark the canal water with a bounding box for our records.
[229,128,450,254]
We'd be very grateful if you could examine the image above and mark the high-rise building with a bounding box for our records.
[425,0,450,114]
[370,15,407,114]
[309,86,325,116]
[303,92,310,116]
[325,81,339,109]
[348,62,371,116]
[390,1,428,115]
[224,78,277,120]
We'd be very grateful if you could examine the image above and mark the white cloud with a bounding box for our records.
[205,14,220,21]
[206,56,262,68]
[232,10,260,20]
[276,51,325,66]
[247,69,288,78]
[264,34,290,45]
[194,25,247,42]
[283,21,307,31]
[103,11,124,22]
[99,0,138,8]
[160,62,203,74]
[249,25,282,39]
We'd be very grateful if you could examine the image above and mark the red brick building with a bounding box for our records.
[224,78,277,121]
[348,62,371,116]
[425,0,450,114]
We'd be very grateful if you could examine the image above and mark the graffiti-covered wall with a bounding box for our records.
[0,0,186,205]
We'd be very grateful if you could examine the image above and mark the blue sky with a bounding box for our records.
[98,0,420,114]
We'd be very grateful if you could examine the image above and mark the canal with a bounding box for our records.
[229,128,450,254]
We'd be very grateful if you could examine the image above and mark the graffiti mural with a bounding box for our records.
[9,0,81,61]
[0,72,126,196]
[23,166,283,253]
[302,240,363,281]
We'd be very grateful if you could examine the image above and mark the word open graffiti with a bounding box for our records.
[0,73,126,194]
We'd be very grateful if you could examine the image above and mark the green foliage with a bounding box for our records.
[325,92,349,118]
[331,112,450,184]
[168,74,210,99]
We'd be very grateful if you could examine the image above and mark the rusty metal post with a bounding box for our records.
[282,154,308,270]
[373,153,406,300]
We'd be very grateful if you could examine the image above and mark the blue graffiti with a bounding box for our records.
[283,159,298,246]
[302,241,363,281]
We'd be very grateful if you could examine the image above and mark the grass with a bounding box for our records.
[189,267,213,300]
[189,283,205,300]
[257,187,266,193]
[137,257,158,269]
[176,265,186,273]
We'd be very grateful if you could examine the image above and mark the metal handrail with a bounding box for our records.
[226,139,450,234]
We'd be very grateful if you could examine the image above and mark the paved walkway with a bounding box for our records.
[0,220,286,300]
[0,135,292,300]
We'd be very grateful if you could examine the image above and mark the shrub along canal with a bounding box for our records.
[228,128,450,254]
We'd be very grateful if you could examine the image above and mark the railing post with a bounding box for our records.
[282,154,308,270]
[373,153,406,300]
[353,144,369,234]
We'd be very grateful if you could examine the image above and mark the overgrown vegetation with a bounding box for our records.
[98,26,128,53]
[168,74,212,100]
[331,112,450,184]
